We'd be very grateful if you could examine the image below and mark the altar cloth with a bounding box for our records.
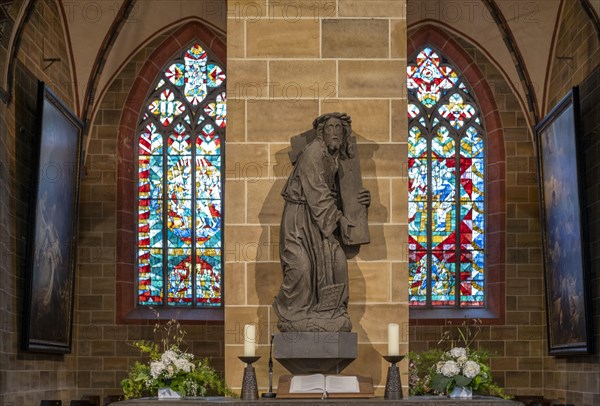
[112,395,523,406]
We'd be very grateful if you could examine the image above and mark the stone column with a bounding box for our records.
[225,0,408,396]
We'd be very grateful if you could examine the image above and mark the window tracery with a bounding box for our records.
[407,47,485,308]
[137,43,225,307]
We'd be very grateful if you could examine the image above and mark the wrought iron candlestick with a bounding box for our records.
[239,356,260,400]
[383,355,404,400]
[261,334,276,398]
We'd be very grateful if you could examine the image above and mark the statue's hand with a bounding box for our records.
[339,216,354,241]
[357,188,371,207]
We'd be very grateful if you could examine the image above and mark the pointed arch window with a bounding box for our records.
[137,42,225,307]
[407,47,485,308]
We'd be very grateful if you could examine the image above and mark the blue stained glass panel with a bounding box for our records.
[139,123,163,155]
[215,92,226,128]
[184,45,208,105]
[432,250,454,279]
[207,63,226,88]
[431,201,455,251]
[167,248,193,305]
[460,201,484,250]
[459,158,480,202]
[168,198,192,248]
[409,250,428,305]
[196,248,222,305]
[472,158,485,198]
[407,47,458,108]
[138,248,163,305]
[460,158,484,201]
[139,156,163,199]
[459,257,484,306]
[472,201,485,249]
[460,252,484,281]
[197,126,220,155]
[461,127,484,158]
[432,126,454,158]
[196,199,221,247]
[138,42,225,307]
[204,103,218,119]
[470,250,485,277]
[167,156,193,200]
[138,200,163,248]
[196,156,221,200]
[149,88,185,126]
[166,63,185,86]
[408,126,427,158]
[438,93,476,130]
[408,103,420,119]
[407,46,486,309]
[431,158,455,202]
[459,279,483,304]
[408,159,428,202]
[431,251,455,305]
[409,201,428,249]
[168,124,192,155]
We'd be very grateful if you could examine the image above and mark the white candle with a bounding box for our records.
[243,324,256,357]
[388,323,400,356]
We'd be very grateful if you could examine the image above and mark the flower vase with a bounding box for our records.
[449,386,472,398]
[158,387,183,400]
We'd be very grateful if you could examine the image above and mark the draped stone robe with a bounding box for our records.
[272,137,351,332]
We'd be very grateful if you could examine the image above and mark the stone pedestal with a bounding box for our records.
[273,332,357,374]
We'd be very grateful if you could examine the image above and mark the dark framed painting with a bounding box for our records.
[535,87,593,355]
[21,82,84,353]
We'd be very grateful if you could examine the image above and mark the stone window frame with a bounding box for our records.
[116,21,226,323]
[408,25,506,324]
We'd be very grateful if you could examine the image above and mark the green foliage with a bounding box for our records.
[408,320,511,399]
[121,315,233,399]
[121,362,151,399]
[430,374,452,393]
[408,349,444,395]
[133,340,160,361]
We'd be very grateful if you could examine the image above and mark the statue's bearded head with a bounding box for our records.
[313,112,353,159]
[323,117,343,154]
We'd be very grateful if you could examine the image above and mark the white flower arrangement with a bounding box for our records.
[463,360,481,379]
[449,347,467,358]
[437,359,460,377]
[149,348,195,379]
[408,321,508,399]
[427,346,499,396]
[121,318,231,399]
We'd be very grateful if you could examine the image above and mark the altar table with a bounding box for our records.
[112,396,524,406]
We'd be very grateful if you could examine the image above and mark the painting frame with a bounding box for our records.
[21,82,84,354]
[535,87,593,356]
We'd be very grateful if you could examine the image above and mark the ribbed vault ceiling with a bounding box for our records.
[1,0,596,129]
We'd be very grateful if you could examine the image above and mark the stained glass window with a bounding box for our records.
[407,47,485,308]
[137,43,225,307]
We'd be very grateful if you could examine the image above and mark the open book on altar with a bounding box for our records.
[277,374,374,398]
[291,374,359,394]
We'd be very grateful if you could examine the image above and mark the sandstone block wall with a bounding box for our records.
[225,0,409,395]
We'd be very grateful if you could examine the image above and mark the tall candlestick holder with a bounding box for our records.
[239,356,260,400]
[383,355,404,400]
[261,334,276,398]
